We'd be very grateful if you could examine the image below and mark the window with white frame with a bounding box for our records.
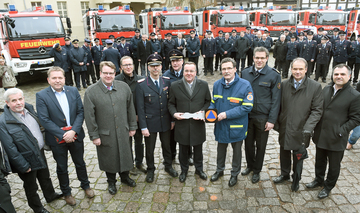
[57,2,67,18]
[81,2,89,15]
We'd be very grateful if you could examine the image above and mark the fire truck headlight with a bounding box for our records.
[14,62,27,68]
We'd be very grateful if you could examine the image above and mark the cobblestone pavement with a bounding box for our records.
[3,55,360,213]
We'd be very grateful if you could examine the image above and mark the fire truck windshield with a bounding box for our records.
[96,14,136,31]
[267,12,296,26]
[316,12,346,25]
[161,15,193,30]
[7,16,65,40]
[218,13,248,27]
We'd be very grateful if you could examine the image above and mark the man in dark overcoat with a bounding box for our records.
[234,31,250,72]
[168,62,211,182]
[69,39,87,90]
[101,40,122,74]
[137,34,152,76]
[307,64,360,199]
[84,61,138,195]
[273,58,323,191]
[91,38,103,80]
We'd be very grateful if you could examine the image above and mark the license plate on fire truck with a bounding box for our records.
[38,60,52,65]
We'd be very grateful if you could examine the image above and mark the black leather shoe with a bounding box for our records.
[146,172,154,183]
[121,177,136,187]
[306,180,323,189]
[241,168,252,176]
[165,167,178,177]
[108,183,117,195]
[40,208,50,213]
[210,171,224,182]
[211,72,214,75]
[195,170,207,180]
[204,72,207,76]
[318,188,330,199]
[46,192,63,203]
[252,173,260,183]
[229,175,238,187]
[136,164,147,174]
[273,175,290,184]
[179,171,187,182]
[188,157,194,166]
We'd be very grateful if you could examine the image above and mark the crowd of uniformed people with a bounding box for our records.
[2,25,360,213]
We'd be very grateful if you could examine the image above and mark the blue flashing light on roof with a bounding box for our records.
[98,5,104,10]
[319,6,323,9]
[125,5,130,10]
[287,6,292,10]
[220,6,224,10]
[269,6,274,10]
[8,5,16,11]
[337,6,342,10]
[163,7,167,11]
[184,6,188,11]
[239,6,244,10]
[45,5,52,11]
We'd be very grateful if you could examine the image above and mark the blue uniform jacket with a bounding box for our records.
[201,38,217,57]
[186,37,200,57]
[315,43,332,65]
[101,47,121,73]
[300,40,317,61]
[150,39,161,54]
[209,74,253,143]
[117,42,133,57]
[49,47,69,72]
[286,41,300,61]
[130,35,142,58]
[333,40,351,63]
[82,45,93,65]
[91,45,103,65]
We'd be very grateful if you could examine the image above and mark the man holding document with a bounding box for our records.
[168,62,211,182]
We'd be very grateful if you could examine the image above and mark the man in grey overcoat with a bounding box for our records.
[84,61,138,195]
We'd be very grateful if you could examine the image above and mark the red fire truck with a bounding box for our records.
[297,6,347,35]
[0,5,70,77]
[139,7,194,39]
[83,5,136,44]
[345,8,360,40]
[249,6,297,42]
[192,6,250,40]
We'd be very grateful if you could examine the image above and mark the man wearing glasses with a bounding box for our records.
[84,61,138,195]
[115,56,146,174]
[241,47,281,184]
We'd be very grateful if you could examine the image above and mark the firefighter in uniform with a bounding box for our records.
[49,42,70,84]
[117,36,133,58]
[220,33,234,61]
[83,39,96,85]
[315,36,332,83]
[289,27,298,40]
[264,30,273,47]
[285,35,300,78]
[100,39,122,74]
[298,32,307,43]
[136,54,178,183]
[186,30,201,75]
[109,35,118,49]
[162,33,176,71]
[230,29,239,60]
[300,31,317,77]
[91,38,103,80]
[332,30,351,68]
[215,30,224,71]
[241,46,281,183]
[69,39,87,90]
[273,35,288,78]
[245,26,255,66]
[131,29,142,74]
[63,37,74,86]
[150,32,161,55]
[201,30,217,76]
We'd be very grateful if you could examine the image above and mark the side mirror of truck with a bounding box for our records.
[86,16,90,26]
[140,24,143,28]
[66,17,72,28]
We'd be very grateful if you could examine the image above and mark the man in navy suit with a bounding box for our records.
[36,67,94,206]
[101,39,122,74]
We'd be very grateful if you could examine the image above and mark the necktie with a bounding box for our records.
[323,44,325,49]
[144,41,146,47]
[176,72,179,78]
[97,45,100,51]
[155,80,159,91]
[295,82,300,89]
[107,86,111,90]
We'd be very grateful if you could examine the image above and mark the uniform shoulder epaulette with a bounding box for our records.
[138,78,145,83]
[272,67,280,74]
[162,76,170,79]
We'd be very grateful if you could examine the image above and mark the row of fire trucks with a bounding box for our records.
[1,3,360,78]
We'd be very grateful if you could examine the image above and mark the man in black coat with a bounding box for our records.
[201,31,217,76]
[162,33,176,71]
[69,39,87,90]
[137,34,152,76]
[300,31,317,77]
[314,36,332,83]
[186,30,201,75]
[131,29,142,74]
[115,56,146,174]
[332,31,351,68]
[136,54,178,183]
[241,47,281,184]
[219,33,234,61]
[168,62,211,182]
[234,31,250,72]
[307,64,360,199]
[0,88,62,213]
[63,37,74,86]
[0,143,16,213]
[83,39,96,85]
[101,40,122,74]
[91,38,103,80]
[273,35,288,78]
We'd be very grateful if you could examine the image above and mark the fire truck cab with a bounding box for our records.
[346,8,360,40]
[0,5,70,76]
[192,6,250,40]
[249,6,297,42]
[83,5,136,45]
[139,7,194,40]
[297,6,347,35]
